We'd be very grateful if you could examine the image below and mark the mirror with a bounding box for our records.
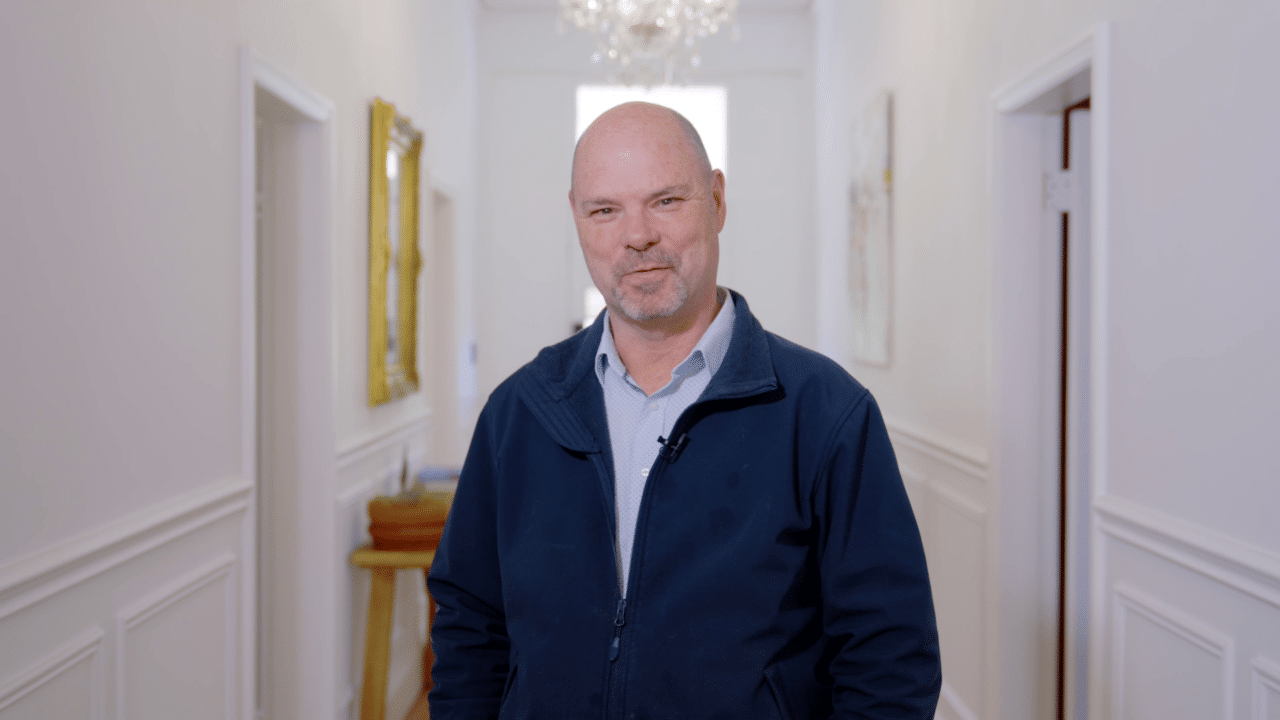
[368,98,424,405]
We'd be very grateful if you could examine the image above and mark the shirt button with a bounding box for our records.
[640,468,649,477]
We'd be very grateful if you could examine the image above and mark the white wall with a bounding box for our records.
[0,1,477,718]
[817,1,1280,719]
[473,6,816,400]
[7,1,1277,719]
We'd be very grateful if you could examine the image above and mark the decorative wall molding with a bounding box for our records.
[992,27,1096,113]
[899,464,925,490]
[931,481,987,524]
[898,465,927,512]
[938,680,981,720]
[338,470,403,512]
[0,477,251,621]
[897,444,987,720]
[115,554,237,720]
[1111,583,1234,720]
[336,413,432,470]
[885,417,988,481]
[0,628,104,718]
[337,419,434,512]
[1253,656,1280,720]
[1096,494,1280,610]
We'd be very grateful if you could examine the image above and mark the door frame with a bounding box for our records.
[989,22,1112,720]
[238,47,340,720]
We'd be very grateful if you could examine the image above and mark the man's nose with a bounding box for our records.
[623,208,660,252]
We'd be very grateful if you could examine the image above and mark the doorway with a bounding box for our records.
[242,50,340,720]
[1048,97,1093,720]
[429,189,466,465]
[990,23,1111,720]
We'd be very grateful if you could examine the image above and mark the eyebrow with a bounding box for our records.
[579,184,695,209]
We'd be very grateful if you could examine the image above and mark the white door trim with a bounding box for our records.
[239,46,340,720]
[989,21,1112,720]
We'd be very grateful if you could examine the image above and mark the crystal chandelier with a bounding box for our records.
[558,0,740,86]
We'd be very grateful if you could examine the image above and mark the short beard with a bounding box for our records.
[610,248,688,322]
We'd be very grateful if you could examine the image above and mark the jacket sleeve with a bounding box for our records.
[426,402,510,720]
[816,391,942,718]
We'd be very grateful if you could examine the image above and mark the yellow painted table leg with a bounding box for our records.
[361,567,397,720]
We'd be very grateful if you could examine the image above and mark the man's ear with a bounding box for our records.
[711,170,727,230]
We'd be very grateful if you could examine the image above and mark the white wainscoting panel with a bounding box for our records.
[888,422,989,720]
[0,478,250,620]
[886,418,989,478]
[116,554,237,720]
[0,629,103,720]
[932,483,987,717]
[1098,493,1280,720]
[1110,583,1233,720]
[1253,656,1280,720]
[1097,495,1280,611]
[0,480,249,720]
[898,465,930,549]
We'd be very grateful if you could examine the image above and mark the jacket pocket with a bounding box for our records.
[764,662,831,720]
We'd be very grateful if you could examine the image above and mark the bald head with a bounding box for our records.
[571,102,713,193]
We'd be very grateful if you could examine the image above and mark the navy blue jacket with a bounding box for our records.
[427,292,940,719]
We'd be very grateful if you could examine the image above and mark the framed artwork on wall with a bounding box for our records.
[849,90,893,366]
[368,98,424,406]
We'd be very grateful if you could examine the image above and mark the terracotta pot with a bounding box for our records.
[367,490,453,551]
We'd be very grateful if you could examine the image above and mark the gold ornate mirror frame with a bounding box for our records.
[368,98,424,406]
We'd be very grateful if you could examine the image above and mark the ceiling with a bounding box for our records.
[480,0,812,11]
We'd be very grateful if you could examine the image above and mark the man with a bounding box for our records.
[427,102,940,719]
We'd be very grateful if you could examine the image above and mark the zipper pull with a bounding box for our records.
[608,599,626,662]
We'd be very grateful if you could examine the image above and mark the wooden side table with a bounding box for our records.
[350,544,437,720]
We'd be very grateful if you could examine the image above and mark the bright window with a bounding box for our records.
[575,85,728,174]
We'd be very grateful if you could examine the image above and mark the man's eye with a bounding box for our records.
[591,207,613,216]
[657,197,680,206]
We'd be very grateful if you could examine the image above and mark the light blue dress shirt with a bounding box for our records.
[593,289,736,595]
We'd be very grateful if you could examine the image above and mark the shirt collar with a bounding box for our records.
[594,288,737,389]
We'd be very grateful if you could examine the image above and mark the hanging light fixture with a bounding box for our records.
[558,0,741,86]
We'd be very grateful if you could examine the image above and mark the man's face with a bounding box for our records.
[569,106,726,326]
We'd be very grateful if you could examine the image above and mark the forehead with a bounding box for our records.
[573,110,703,195]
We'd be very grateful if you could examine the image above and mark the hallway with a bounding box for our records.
[1,2,1278,719]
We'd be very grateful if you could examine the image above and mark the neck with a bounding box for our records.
[609,287,724,396]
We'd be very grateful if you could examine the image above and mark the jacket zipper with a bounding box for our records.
[603,585,630,718]
[602,437,678,720]
[607,598,627,661]
[601,402,727,719]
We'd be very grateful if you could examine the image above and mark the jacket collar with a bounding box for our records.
[697,290,778,402]
[546,289,775,402]
[518,289,778,453]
